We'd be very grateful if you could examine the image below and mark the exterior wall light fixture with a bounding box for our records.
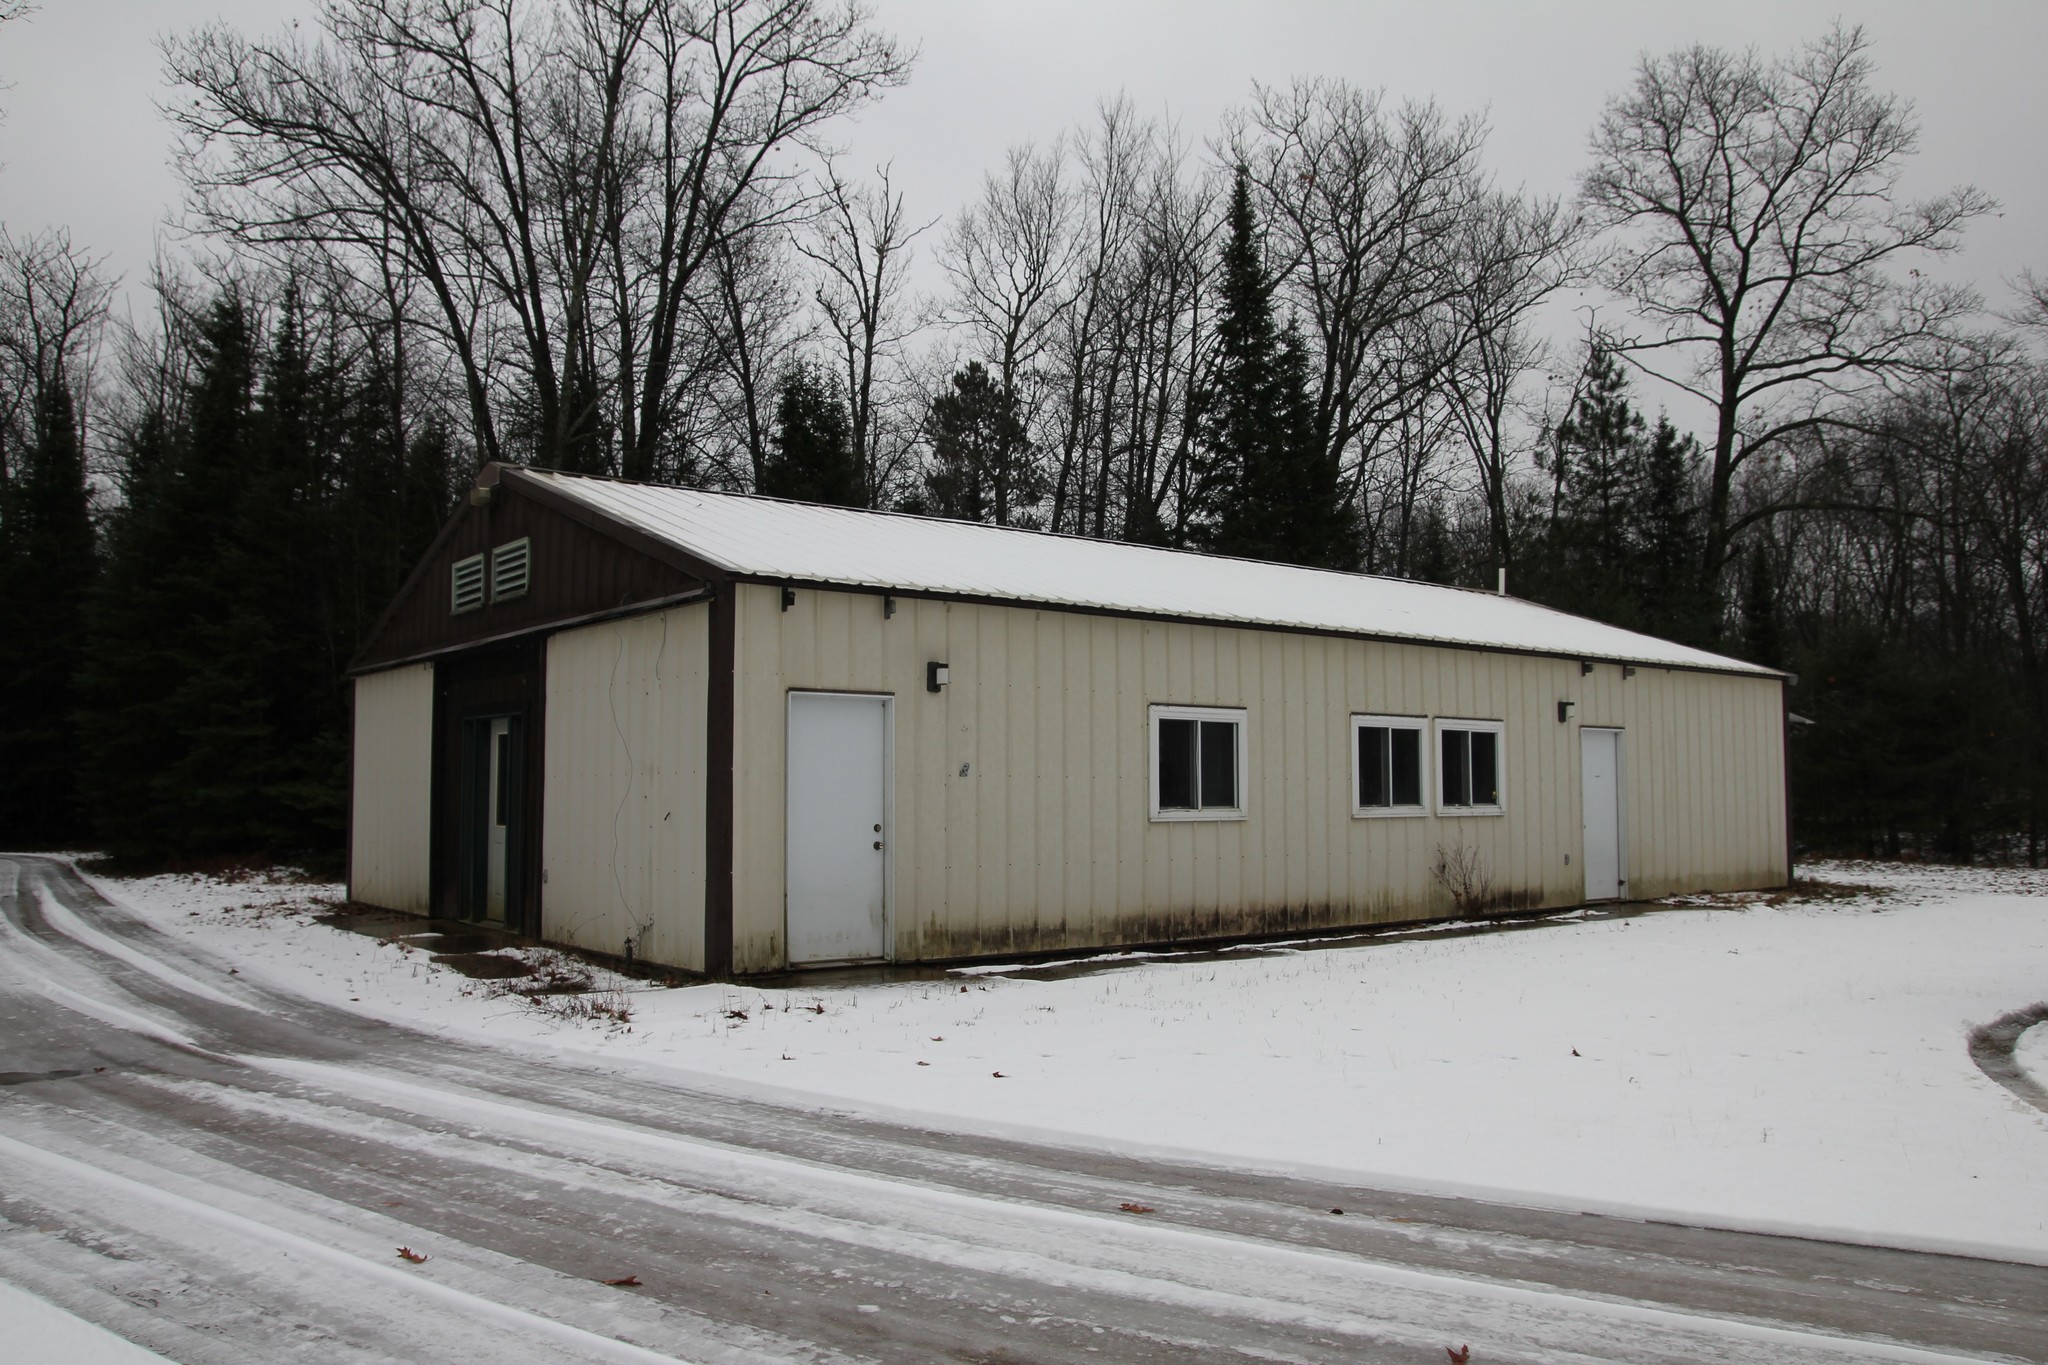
[927,661,950,692]
[1557,700,1576,723]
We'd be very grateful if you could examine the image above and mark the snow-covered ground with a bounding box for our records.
[0,1278,172,1363]
[81,859,2048,1264]
[2022,1019,2048,1089]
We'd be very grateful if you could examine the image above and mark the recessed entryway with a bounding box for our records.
[460,712,523,924]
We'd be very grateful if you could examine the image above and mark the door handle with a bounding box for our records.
[873,840,884,850]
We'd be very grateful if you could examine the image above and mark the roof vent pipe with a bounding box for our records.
[1497,566,1507,596]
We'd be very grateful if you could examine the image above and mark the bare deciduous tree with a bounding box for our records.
[165,0,908,478]
[799,162,931,504]
[939,140,1080,402]
[0,229,114,479]
[1581,23,1993,582]
[1228,80,1490,525]
[1441,190,1584,573]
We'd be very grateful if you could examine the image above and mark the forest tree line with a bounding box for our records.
[1,3,2044,864]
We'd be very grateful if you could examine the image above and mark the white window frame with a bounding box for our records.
[1351,713,1429,818]
[1434,717,1505,816]
[1148,704,1248,822]
[450,552,486,615]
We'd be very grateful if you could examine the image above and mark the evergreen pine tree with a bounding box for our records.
[759,364,864,506]
[1546,345,1643,613]
[79,296,261,858]
[0,379,97,842]
[1527,344,1716,644]
[1738,542,1782,667]
[1637,417,1715,645]
[223,289,351,849]
[922,361,1041,526]
[1202,168,1353,569]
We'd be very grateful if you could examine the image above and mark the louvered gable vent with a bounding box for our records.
[451,553,486,614]
[491,537,531,601]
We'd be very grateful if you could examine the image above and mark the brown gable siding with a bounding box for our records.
[352,476,706,671]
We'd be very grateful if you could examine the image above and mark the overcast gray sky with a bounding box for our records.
[1,0,2041,330]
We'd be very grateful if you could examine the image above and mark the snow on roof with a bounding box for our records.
[518,469,1777,676]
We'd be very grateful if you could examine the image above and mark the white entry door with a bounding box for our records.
[786,692,891,964]
[1581,727,1624,901]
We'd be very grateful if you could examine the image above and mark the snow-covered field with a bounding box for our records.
[0,1278,171,1363]
[80,859,2048,1264]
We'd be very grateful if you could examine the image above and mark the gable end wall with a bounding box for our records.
[355,483,702,671]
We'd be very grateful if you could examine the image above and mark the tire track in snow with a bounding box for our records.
[1969,1002,2048,1115]
[6,854,2044,1364]
[0,1127,702,1365]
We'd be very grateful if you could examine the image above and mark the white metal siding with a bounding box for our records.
[730,584,1786,972]
[542,605,710,971]
[349,663,435,913]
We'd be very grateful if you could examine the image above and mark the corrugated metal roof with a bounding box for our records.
[518,469,1778,676]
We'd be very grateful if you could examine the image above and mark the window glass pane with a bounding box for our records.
[1390,727,1422,806]
[1359,726,1389,806]
[1158,718,1197,809]
[1442,729,1470,806]
[1199,720,1238,809]
[1471,730,1499,807]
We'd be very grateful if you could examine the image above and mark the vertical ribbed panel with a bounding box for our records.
[728,583,1787,971]
[350,663,436,913]
[541,604,710,971]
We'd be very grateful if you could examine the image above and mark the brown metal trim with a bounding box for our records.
[704,582,737,977]
[747,575,1787,683]
[1781,675,1795,888]
[344,677,357,901]
[528,636,549,940]
[349,587,713,676]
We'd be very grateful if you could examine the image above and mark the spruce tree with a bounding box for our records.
[759,364,864,506]
[1638,417,1714,645]
[1202,168,1352,569]
[79,296,261,858]
[1546,345,1643,610]
[0,380,97,842]
[921,361,1040,526]
[1738,542,1782,667]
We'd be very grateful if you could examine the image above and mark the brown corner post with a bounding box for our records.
[705,580,737,977]
[1781,675,1795,889]
[344,677,356,902]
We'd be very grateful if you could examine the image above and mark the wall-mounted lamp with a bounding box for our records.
[781,585,796,611]
[1623,665,1638,679]
[883,595,897,619]
[1557,700,1576,723]
[468,485,494,507]
[927,661,950,692]
[1579,660,1594,676]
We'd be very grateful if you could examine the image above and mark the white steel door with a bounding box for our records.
[786,693,890,964]
[1581,727,1624,901]
[485,716,510,922]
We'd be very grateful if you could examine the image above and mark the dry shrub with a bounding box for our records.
[1431,841,1494,916]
